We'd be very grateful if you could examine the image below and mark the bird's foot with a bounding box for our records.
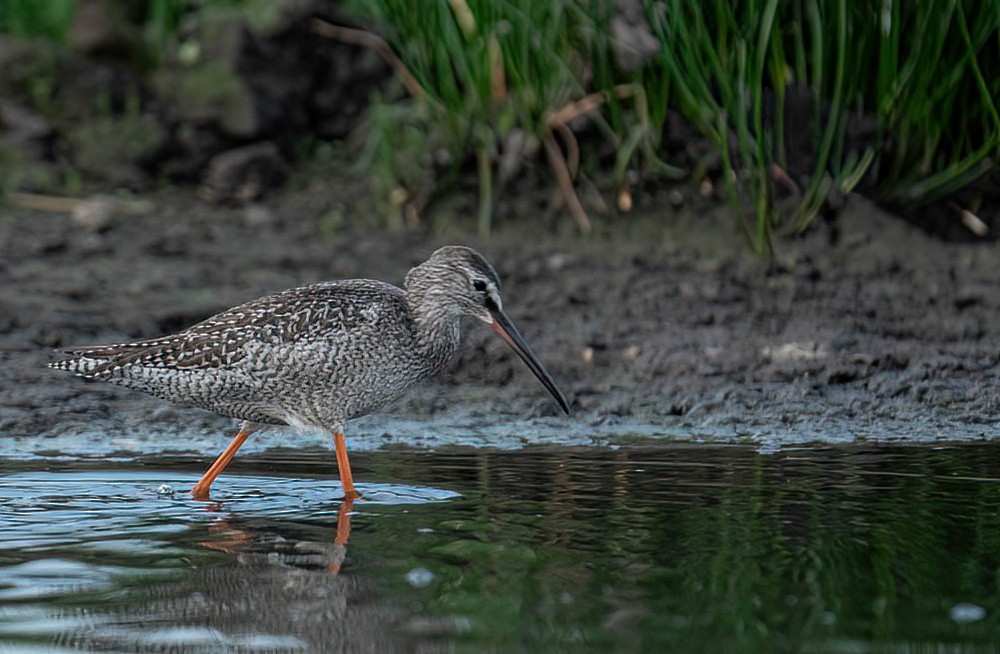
[191,485,213,501]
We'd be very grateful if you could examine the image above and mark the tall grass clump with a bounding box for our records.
[866,1,1000,208]
[0,0,76,41]
[349,0,622,232]
[0,1,252,64]
[346,0,999,251]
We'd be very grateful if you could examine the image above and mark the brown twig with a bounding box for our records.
[542,132,591,232]
[311,19,428,102]
[7,192,80,213]
[7,192,152,215]
[546,84,638,130]
[769,163,802,195]
[554,123,580,179]
[447,0,477,37]
[541,84,645,231]
[541,96,605,232]
[488,34,507,103]
[548,92,610,130]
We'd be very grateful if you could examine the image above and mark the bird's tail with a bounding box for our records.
[47,356,112,377]
[47,343,140,378]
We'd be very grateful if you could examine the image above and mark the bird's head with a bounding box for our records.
[406,245,504,324]
[405,246,570,414]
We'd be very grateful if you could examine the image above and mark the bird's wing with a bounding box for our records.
[53,281,408,375]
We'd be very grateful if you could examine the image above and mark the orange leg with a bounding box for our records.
[192,426,252,500]
[333,431,361,500]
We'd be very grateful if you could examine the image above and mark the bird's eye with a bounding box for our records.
[473,279,488,292]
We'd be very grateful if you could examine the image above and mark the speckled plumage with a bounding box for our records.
[49,246,514,433]
[49,245,568,499]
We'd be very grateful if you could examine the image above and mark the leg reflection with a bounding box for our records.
[197,502,249,555]
[328,498,354,574]
[194,497,356,573]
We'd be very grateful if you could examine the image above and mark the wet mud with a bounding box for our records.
[1,173,999,456]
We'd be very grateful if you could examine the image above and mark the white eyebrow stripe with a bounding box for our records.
[486,283,502,309]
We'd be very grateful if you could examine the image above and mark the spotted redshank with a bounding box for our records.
[49,246,569,500]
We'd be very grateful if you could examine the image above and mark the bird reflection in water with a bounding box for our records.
[195,498,357,575]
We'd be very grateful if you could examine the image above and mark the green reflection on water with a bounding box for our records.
[354,445,1000,651]
[2,443,1000,652]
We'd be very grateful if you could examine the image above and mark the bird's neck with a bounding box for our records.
[404,282,462,373]
[417,312,461,373]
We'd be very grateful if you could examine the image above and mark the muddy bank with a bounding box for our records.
[1,175,999,455]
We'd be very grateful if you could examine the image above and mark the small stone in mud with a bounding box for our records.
[545,253,571,272]
[960,208,988,236]
[668,189,684,207]
[762,342,829,362]
[74,232,108,255]
[950,602,986,624]
[617,187,633,212]
[243,203,275,228]
[71,195,117,232]
[405,567,435,588]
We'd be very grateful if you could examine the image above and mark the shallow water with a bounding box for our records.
[3,444,1000,652]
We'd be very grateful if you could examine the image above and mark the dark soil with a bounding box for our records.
[1,168,999,456]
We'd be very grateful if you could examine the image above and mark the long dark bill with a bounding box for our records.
[489,308,570,414]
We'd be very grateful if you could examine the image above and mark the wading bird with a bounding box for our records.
[49,246,569,500]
